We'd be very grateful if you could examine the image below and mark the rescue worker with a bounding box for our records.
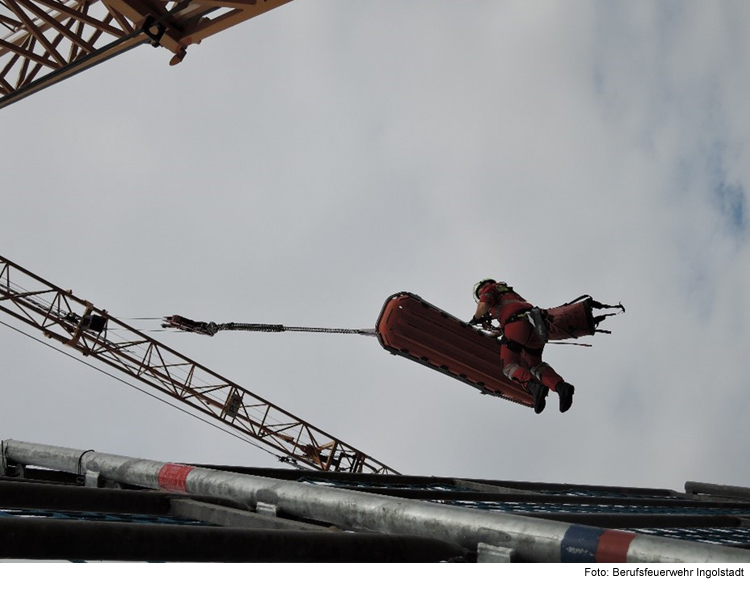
[469,279,575,414]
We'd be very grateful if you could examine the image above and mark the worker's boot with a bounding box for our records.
[556,382,575,413]
[527,381,547,414]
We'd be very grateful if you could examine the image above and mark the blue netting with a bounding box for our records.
[298,478,750,546]
[300,478,687,500]
[625,526,750,546]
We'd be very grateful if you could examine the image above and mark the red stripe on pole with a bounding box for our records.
[158,463,195,492]
[595,530,637,562]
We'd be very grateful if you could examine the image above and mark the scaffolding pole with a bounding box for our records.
[5,439,750,563]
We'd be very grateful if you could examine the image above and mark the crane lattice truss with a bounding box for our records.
[0,0,291,109]
[0,255,397,475]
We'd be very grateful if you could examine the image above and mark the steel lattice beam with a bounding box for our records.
[0,0,292,109]
[0,255,398,474]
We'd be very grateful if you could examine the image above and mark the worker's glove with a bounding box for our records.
[468,315,485,326]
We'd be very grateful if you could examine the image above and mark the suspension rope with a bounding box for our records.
[162,315,377,337]
[221,323,377,336]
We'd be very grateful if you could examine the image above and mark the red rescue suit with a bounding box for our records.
[477,282,564,393]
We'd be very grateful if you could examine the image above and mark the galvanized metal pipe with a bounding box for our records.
[5,439,750,563]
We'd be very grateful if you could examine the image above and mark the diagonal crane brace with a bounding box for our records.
[0,254,397,475]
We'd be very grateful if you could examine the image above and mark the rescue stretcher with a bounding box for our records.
[375,292,604,409]
[375,292,534,407]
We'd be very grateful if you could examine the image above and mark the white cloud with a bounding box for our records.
[1,1,749,491]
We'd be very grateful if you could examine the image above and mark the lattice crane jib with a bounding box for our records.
[0,255,398,475]
[0,0,293,109]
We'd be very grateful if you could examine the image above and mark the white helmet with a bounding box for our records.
[473,278,495,302]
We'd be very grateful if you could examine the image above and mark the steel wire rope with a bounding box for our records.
[0,317,287,463]
[2,278,89,333]
[105,328,181,333]
[4,283,154,333]
[122,317,165,320]
[1,281,83,345]
[218,323,376,336]
[3,277,60,310]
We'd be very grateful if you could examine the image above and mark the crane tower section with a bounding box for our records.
[0,0,292,110]
[0,254,397,475]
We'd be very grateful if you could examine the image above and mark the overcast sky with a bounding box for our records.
[2,1,749,492]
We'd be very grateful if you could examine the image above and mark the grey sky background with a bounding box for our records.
[2,1,749,491]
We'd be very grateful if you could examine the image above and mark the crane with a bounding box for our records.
[0,254,398,474]
[0,0,292,110]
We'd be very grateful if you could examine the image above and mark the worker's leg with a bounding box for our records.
[499,339,534,389]
[522,349,574,413]
[523,352,564,392]
[503,321,564,391]
[505,320,575,413]
[500,339,549,414]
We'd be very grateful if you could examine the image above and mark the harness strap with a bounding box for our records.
[500,336,542,357]
[504,310,529,325]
